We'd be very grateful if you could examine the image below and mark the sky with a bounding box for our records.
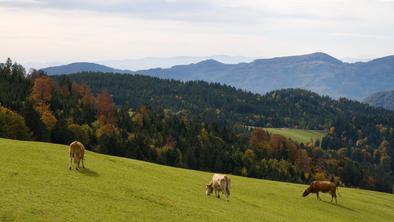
[1,0,394,66]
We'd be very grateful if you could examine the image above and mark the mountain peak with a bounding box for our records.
[41,62,133,75]
[195,59,224,66]
[285,52,342,64]
[305,52,342,63]
[253,52,342,64]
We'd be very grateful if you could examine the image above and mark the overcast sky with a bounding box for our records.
[1,0,394,64]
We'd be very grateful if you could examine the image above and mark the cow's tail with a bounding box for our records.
[225,176,231,196]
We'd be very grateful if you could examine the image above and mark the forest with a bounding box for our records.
[1,58,393,193]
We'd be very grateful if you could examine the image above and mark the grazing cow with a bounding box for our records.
[69,141,85,170]
[206,174,231,201]
[302,180,339,203]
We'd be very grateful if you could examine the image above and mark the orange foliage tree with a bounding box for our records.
[250,128,270,147]
[95,91,116,125]
[29,76,53,104]
[28,76,57,129]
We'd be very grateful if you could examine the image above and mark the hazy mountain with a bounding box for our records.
[30,55,256,71]
[98,55,257,70]
[364,90,394,110]
[42,52,394,100]
[41,62,133,75]
[137,52,394,100]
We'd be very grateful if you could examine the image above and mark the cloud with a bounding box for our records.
[0,0,367,24]
[0,0,260,23]
[0,0,393,63]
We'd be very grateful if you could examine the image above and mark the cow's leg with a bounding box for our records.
[224,190,229,201]
[75,159,79,170]
[316,192,321,200]
[81,158,85,168]
[69,157,72,170]
[333,192,337,204]
[330,190,337,204]
[216,190,220,199]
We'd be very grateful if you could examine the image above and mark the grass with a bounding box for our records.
[0,138,393,222]
[263,128,327,145]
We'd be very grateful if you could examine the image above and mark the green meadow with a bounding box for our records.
[263,128,327,145]
[0,138,393,222]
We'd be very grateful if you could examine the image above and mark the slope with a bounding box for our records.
[0,138,393,222]
[364,90,394,111]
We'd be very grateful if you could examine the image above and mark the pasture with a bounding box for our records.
[0,138,393,222]
[263,127,326,145]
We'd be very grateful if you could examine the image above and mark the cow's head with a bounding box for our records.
[302,187,311,197]
[302,183,315,197]
[206,183,213,196]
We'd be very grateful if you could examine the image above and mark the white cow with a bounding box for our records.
[69,141,85,170]
[206,174,231,201]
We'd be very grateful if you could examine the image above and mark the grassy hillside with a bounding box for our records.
[0,138,393,222]
[263,128,327,144]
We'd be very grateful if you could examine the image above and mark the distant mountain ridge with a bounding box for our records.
[42,52,394,100]
[41,62,133,75]
[138,52,394,100]
[364,90,394,110]
[97,55,257,70]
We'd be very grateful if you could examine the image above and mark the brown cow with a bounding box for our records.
[69,141,85,170]
[302,180,339,203]
[206,174,231,201]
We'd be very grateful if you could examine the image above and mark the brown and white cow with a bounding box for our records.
[206,174,231,201]
[302,180,339,203]
[69,141,85,170]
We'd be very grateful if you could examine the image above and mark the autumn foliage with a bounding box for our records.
[0,106,31,140]
[28,76,58,129]
[95,91,116,125]
[29,76,53,104]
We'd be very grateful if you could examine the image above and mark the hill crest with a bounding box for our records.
[41,62,134,75]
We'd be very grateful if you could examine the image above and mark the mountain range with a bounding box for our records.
[41,52,394,100]
[27,55,256,71]
[96,55,257,70]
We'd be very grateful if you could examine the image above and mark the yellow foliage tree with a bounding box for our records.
[40,110,57,130]
[0,106,32,140]
[314,171,327,181]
